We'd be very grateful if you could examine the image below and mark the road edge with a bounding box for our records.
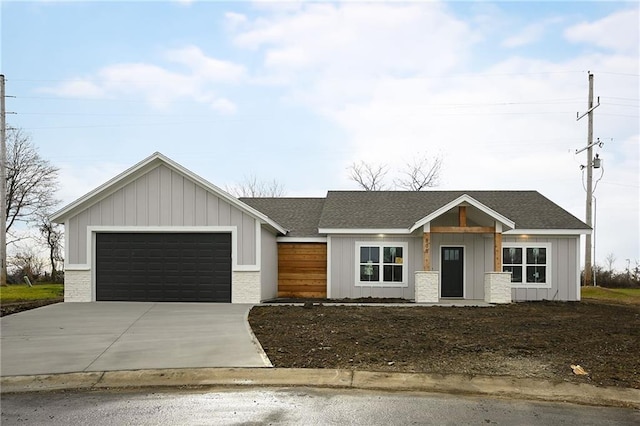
[1,368,638,408]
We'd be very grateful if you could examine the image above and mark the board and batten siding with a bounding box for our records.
[329,235,421,299]
[260,228,278,300]
[430,233,493,300]
[66,164,257,266]
[504,236,580,301]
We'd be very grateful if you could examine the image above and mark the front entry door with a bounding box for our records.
[441,247,464,298]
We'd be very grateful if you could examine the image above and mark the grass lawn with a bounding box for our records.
[0,283,64,303]
[581,286,640,304]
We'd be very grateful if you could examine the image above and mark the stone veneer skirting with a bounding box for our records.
[64,269,92,302]
[484,272,512,304]
[63,268,263,303]
[415,271,440,303]
[231,271,261,303]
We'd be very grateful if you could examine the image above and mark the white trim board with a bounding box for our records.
[411,194,515,232]
[50,152,287,235]
[276,237,328,243]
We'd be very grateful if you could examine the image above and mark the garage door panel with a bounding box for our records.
[96,233,231,302]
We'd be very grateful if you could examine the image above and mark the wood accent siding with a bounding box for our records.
[278,243,327,298]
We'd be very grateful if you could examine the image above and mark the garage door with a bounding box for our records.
[96,233,231,302]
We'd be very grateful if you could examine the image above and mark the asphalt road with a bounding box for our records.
[2,387,638,425]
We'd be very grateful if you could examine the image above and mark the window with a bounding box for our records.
[356,243,407,286]
[502,243,551,288]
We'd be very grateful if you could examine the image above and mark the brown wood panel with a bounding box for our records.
[278,243,327,298]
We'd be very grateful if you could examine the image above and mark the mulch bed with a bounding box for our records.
[249,300,640,389]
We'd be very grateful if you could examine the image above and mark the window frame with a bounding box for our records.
[355,242,408,287]
[502,242,552,288]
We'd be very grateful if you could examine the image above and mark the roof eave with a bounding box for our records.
[504,229,591,235]
[50,152,287,234]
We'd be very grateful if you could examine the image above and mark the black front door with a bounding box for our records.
[441,247,464,298]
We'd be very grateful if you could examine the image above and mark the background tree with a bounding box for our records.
[3,127,60,285]
[348,154,442,191]
[7,247,45,284]
[394,155,442,191]
[38,216,64,282]
[226,175,286,197]
[5,128,60,236]
[347,161,388,191]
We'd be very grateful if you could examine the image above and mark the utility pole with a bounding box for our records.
[1,74,7,286]
[576,72,599,287]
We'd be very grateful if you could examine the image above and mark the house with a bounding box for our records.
[51,152,591,304]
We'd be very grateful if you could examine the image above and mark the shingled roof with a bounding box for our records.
[241,191,589,237]
[240,197,326,238]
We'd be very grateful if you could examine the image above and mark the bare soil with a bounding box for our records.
[0,299,62,317]
[249,300,640,389]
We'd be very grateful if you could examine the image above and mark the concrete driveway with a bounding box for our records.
[0,303,271,376]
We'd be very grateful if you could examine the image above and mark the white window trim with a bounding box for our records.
[354,242,408,287]
[502,242,552,289]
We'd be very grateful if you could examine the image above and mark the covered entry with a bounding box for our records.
[95,232,232,302]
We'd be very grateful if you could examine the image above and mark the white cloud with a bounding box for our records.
[235,2,475,78]
[229,3,639,269]
[565,8,640,54]
[39,46,245,113]
[502,17,563,48]
[165,46,246,82]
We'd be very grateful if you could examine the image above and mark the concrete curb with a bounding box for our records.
[1,368,638,408]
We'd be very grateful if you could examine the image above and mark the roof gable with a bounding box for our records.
[317,190,589,233]
[409,194,515,232]
[50,152,287,234]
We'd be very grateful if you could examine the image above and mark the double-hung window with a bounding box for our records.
[356,243,407,286]
[502,243,551,288]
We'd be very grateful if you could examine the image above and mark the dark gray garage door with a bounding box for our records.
[96,233,232,302]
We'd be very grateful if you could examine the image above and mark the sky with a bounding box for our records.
[1,0,638,271]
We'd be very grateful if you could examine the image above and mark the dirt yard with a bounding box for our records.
[249,300,640,389]
[0,299,62,317]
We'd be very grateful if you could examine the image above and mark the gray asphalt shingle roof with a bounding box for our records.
[240,197,326,238]
[242,191,589,237]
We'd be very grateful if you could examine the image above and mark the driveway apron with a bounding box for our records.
[0,303,271,376]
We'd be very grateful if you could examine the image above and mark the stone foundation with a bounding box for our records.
[415,271,439,303]
[232,270,262,303]
[484,272,512,304]
[64,269,92,302]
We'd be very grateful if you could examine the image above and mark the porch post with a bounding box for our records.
[494,222,502,272]
[458,205,467,227]
[423,223,431,271]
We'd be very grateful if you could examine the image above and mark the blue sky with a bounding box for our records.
[1,1,639,270]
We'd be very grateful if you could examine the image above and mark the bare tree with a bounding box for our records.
[38,216,64,281]
[604,252,616,273]
[395,155,442,191]
[8,247,46,284]
[226,175,286,197]
[348,161,388,191]
[5,128,60,237]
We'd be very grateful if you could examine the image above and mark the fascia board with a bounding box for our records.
[410,194,516,232]
[50,152,287,234]
[276,237,328,243]
[50,152,163,223]
[318,228,411,235]
[504,229,592,235]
